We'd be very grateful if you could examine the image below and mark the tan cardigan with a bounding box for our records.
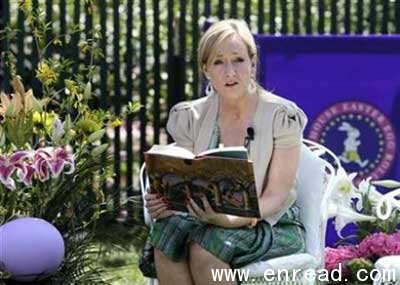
[166,91,308,225]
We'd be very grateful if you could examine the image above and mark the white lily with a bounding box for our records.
[328,201,377,238]
[356,178,400,220]
[325,166,377,237]
[375,188,400,220]
[355,178,385,211]
[329,167,360,207]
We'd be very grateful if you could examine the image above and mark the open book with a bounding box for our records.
[144,145,260,218]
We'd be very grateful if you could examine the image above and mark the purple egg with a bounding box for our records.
[0,217,65,282]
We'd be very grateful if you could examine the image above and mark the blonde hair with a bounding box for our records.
[198,19,257,74]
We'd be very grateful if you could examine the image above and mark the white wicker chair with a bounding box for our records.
[140,139,338,285]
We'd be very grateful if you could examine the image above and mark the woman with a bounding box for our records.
[144,19,307,284]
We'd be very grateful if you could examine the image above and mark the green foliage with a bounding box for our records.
[97,246,146,285]
[0,1,139,284]
[356,182,400,241]
[346,258,375,284]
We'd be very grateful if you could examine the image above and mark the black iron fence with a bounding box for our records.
[1,0,399,214]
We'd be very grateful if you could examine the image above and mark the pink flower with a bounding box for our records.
[34,149,51,181]
[392,230,400,241]
[387,231,400,255]
[16,163,36,186]
[33,147,75,181]
[49,148,74,178]
[325,245,358,276]
[358,232,399,259]
[0,151,31,190]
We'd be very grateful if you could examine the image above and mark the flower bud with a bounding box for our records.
[52,117,65,143]
[5,100,17,117]
[371,179,400,189]
[0,126,6,147]
[11,76,25,96]
[83,82,92,100]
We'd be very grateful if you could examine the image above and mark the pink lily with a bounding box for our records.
[34,147,75,180]
[49,148,75,178]
[34,148,52,181]
[0,151,31,190]
[16,163,36,186]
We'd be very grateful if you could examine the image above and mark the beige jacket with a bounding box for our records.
[166,91,308,225]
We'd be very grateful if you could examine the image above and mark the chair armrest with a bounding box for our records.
[374,255,400,280]
[240,253,319,277]
[140,163,153,227]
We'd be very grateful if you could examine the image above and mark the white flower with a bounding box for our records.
[375,188,400,220]
[52,117,65,142]
[357,177,400,220]
[326,167,376,237]
[356,178,384,210]
[329,167,359,207]
[328,202,376,238]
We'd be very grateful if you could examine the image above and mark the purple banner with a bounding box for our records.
[256,35,400,246]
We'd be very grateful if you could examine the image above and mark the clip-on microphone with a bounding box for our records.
[244,127,255,148]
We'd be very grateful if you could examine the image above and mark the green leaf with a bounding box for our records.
[91,144,109,156]
[64,114,72,131]
[31,94,44,112]
[88,129,106,143]
[5,114,33,148]
[125,100,141,115]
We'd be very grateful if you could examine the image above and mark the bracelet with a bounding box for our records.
[248,218,258,228]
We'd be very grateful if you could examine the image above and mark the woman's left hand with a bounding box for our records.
[187,195,228,226]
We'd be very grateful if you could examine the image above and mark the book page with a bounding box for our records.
[145,153,260,215]
[146,145,195,159]
[198,146,249,160]
[144,154,260,218]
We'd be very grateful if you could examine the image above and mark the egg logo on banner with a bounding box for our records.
[308,101,396,183]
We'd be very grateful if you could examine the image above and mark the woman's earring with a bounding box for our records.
[248,78,257,95]
[206,82,215,96]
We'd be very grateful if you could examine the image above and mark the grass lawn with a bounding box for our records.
[92,206,150,284]
[98,247,146,285]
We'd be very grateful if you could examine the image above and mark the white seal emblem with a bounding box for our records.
[308,101,396,183]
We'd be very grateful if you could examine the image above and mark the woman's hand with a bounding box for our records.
[187,195,222,224]
[187,195,255,228]
[144,193,174,220]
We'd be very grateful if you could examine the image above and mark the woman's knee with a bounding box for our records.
[154,248,189,271]
[189,242,216,271]
[154,248,171,265]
